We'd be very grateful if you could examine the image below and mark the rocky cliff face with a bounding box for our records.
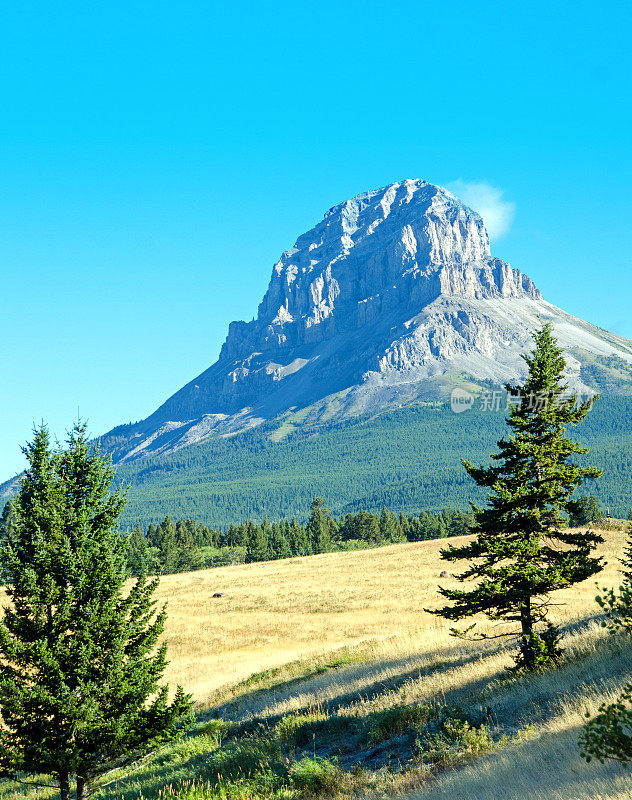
[222,180,539,359]
[101,179,632,462]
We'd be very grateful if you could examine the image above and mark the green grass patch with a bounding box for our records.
[288,758,341,794]
[366,704,433,745]
[276,711,330,747]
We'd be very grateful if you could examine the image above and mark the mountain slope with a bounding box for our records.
[104,398,632,529]
[100,178,632,463]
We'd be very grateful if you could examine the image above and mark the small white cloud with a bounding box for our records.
[446,180,515,240]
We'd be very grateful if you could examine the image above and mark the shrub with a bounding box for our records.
[417,714,495,766]
[289,757,340,794]
[580,684,632,763]
[197,718,232,743]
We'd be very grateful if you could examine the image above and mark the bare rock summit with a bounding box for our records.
[104,179,632,461]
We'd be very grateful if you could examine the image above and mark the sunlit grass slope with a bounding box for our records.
[156,525,629,706]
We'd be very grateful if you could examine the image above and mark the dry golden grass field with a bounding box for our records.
[4,527,632,800]
[142,527,632,800]
[157,527,630,706]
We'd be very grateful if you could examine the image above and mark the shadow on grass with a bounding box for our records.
[211,614,608,725]
[5,613,622,800]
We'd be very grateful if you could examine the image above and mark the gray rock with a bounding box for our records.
[104,179,632,462]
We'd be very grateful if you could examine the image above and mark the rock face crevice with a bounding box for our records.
[100,178,632,462]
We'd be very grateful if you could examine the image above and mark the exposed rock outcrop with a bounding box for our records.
[99,179,632,462]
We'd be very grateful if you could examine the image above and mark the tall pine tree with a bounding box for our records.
[0,423,193,799]
[126,523,150,577]
[244,521,270,563]
[432,324,603,670]
[306,498,334,554]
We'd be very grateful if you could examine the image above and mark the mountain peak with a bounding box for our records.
[240,178,533,360]
[100,179,632,463]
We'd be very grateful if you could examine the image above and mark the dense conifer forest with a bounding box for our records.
[109,397,632,529]
[124,501,477,576]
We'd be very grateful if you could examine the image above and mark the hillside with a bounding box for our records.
[3,528,632,800]
[4,179,632,524]
[105,397,632,528]
[4,396,631,529]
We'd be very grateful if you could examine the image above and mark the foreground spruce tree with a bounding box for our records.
[0,424,193,799]
[433,323,604,671]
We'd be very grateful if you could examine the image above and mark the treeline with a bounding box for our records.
[125,499,476,576]
[1,492,611,582]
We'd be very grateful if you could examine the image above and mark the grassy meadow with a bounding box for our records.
[155,524,629,705]
[4,526,632,800]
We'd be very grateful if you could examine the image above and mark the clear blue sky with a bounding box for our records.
[1,1,631,478]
